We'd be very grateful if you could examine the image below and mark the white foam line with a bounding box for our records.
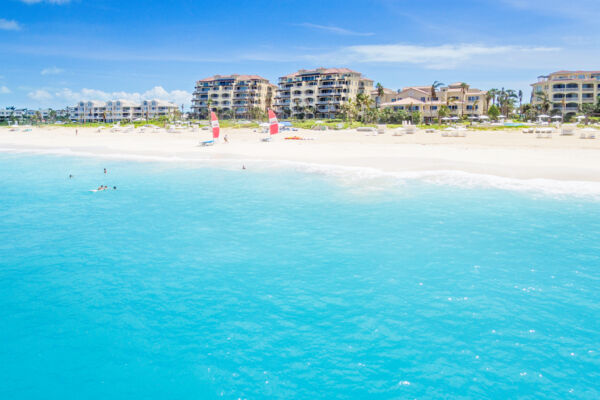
[2,145,600,200]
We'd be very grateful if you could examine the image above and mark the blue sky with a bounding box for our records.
[1,0,598,109]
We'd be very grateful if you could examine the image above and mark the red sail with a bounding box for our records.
[210,111,220,139]
[268,109,278,135]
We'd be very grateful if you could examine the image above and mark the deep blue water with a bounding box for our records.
[1,153,599,399]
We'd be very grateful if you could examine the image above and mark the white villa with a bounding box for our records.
[69,99,179,122]
[531,70,600,117]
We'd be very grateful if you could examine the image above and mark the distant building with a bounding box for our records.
[274,67,374,119]
[381,83,488,122]
[69,99,179,122]
[531,70,600,116]
[371,87,397,107]
[0,107,69,122]
[191,74,276,119]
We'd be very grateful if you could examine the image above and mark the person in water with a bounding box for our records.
[104,168,107,174]
[113,186,117,190]
[69,174,73,179]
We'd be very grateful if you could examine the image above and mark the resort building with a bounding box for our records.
[371,87,397,108]
[69,99,179,122]
[380,83,488,122]
[530,70,600,116]
[274,68,374,119]
[191,74,276,119]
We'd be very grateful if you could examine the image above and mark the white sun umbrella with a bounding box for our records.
[576,115,586,120]
[450,116,460,121]
[479,115,489,120]
[538,114,550,119]
[468,115,478,119]
[441,117,450,121]
[551,115,563,120]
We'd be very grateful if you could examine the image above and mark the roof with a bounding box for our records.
[550,70,600,75]
[198,74,270,83]
[400,86,430,95]
[282,67,364,78]
[371,87,396,95]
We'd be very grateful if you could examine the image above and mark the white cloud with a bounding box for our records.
[20,0,71,4]
[0,86,11,94]
[312,43,561,69]
[298,23,374,37]
[52,86,192,105]
[28,89,53,101]
[41,67,64,75]
[0,19,21,31]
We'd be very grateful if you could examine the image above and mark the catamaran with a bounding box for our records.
[200,111,220,146]
[262,109,279,142]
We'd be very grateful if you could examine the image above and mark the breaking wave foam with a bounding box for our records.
[2,145,600,200]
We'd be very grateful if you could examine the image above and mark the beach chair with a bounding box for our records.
[392,128,405,136]
[560,127,575,136]
[405,125,416,134]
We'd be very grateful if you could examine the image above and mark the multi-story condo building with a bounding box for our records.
[70,99,179,122]
[380,82,488,122]
[274,68,374,119]
[191,74,275,119]
[531,70,600,116]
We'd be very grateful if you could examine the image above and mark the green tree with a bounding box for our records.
[459,82,469,117]
[487,104,500,120]
[535,91,551,114]
[437,105,450,123]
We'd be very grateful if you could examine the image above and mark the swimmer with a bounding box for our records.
[103,168,107,174]
[113,186,117,190]
[96,185,103,191]
[69,174,73,179]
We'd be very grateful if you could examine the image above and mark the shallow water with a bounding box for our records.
[1,153,599,399]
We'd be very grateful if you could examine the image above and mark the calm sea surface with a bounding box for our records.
[1,153,599,399]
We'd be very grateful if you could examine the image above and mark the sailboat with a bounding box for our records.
[200,111,219,146]
[262,109,279,142]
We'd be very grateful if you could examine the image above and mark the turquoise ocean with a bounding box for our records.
[0,152,599,399]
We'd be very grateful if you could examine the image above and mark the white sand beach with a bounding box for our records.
[2,126,600,183]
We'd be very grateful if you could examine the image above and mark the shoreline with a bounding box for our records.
[2,126,600,197]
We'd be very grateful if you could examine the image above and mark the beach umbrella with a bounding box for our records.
[551,115,563,119]
[538,114,550,119]
[480,115,489,119]
[450,116,460,121]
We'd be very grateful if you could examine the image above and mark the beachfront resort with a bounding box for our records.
[191,74,276,120]
[69,99,180,123]
[531,70,600,118]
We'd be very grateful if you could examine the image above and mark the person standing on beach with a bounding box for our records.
[76,129,78,136]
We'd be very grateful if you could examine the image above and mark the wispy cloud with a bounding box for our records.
[34,86,192,106]
[28,89,53,101]
[317,43,561,69]
[41,67,64,75]
[0,86,11,94]
[298,23,374,37]
[20,0,72,4]
[0,18,21,31]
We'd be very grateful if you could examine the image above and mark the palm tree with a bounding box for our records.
[518,90,523,115]
[430,81,444,100]
[459,82,469,118]
[375,82,384,109]
[488,88,499,106]
[293,98,301,118]
[535,91,551,114]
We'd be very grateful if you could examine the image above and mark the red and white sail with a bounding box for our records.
[210,111,220,139]
[268,109,278,135]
